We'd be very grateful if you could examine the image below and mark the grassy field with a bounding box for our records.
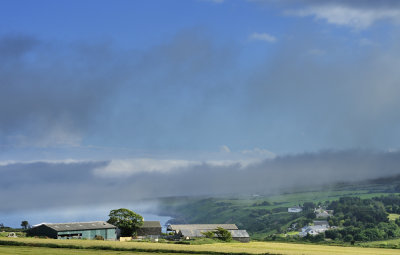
[1,237,400,255]
[388,213,400,221]
[0,246,195,255]
[358,238,400,249]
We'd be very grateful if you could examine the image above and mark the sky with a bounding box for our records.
[1,0,400,227]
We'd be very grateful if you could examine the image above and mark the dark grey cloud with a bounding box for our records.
[243,27,400,151]
[1,150,399,212]
[0,30,237,150]
[0,34,135,147]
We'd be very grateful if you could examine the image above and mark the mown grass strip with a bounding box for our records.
[0,240,275,255]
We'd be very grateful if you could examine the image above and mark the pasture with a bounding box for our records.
[1,237,400,255]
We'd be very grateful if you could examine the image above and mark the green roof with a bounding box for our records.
[141,221,161,228]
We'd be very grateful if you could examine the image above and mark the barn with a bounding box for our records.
[28,221,117,240]
[137,221,162,236]
[167,224,250,243]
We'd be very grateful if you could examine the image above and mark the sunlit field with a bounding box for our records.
[1,237,400,255]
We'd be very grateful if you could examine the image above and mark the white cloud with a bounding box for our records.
[286,5,400,30]
[249,32,277,43]
[93,155,269,178]
[93,158,196,177]
[220,145,231,153]
[241,147,276,159]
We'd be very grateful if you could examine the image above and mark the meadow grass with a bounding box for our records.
[0,245,197,255]
[388,213,400,221]
[1,237,400,255]
[358,238,400,249]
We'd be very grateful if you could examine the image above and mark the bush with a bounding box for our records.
[94,235,104,240]
[201,230,215,238]
[214,227,232,242]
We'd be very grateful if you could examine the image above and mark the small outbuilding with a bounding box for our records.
[137,221,162,236]
[28,221,117,240]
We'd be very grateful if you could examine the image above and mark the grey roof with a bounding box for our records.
[168,224,238,231]
[179,229,249,238]
[313,220,329,226]
[141,221,161,228]
[229,230,250,238]
[41,221,116,232]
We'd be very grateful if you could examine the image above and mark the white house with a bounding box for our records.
[288,206,303,213]
[299,225,328,237]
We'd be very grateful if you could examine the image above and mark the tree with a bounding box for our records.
[21,220,29,229]
[107,208,143,237]
[202,230,215,238]
[214,227,232,242]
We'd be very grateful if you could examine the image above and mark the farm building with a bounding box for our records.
[299,225,328,237]
[167,224,250,243]
[28,221,117,240]
[313,220,329,227]
[137,221,162,236]
[288,206,303,213]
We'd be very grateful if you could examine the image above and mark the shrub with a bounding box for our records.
[214,227,232,242]
[94,235,104,240]
[202,230,215,238]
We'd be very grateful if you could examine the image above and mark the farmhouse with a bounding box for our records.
[28,221,117,240]
[313,220,329,227]
[167,224,250,243]
[299,225,328,237]
[137,221,162,236]
[299,220,330,237]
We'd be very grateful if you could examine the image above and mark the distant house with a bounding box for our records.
[27,221,117,240]
[137,221,162,236]
[299,225,328,237]
[288,206,303,213]
[167,224,250,243]
[299,220,330,237]
[313,220,329,227]
[314,208,334,218]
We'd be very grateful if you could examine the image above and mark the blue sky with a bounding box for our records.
[2,0,400,226]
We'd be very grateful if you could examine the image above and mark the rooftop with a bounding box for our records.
[39,221,116,232]
[168,224,238,231]
[141,221,161,228]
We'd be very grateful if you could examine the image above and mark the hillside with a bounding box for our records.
[156,175,400,240]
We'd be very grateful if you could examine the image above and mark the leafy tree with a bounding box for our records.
[202,230,215,238]
[21,220,29,229]
[107,208,143,236]
[215,227,232,242]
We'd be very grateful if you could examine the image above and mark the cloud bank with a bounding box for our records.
[1,150,400,212]
[257,0,400,29]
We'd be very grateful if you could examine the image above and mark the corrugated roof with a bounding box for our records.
[41,221,116,232]
[168,224,238,231]
[178,229,249,238]
[229,230,250,238]
[141,221,161,228]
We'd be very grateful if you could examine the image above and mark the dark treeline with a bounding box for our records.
[324,195,400,242]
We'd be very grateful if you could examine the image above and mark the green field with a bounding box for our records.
[0,246,191,255]
[388,214,400,221]
[1,237,400,255]
[358,238,400,249]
